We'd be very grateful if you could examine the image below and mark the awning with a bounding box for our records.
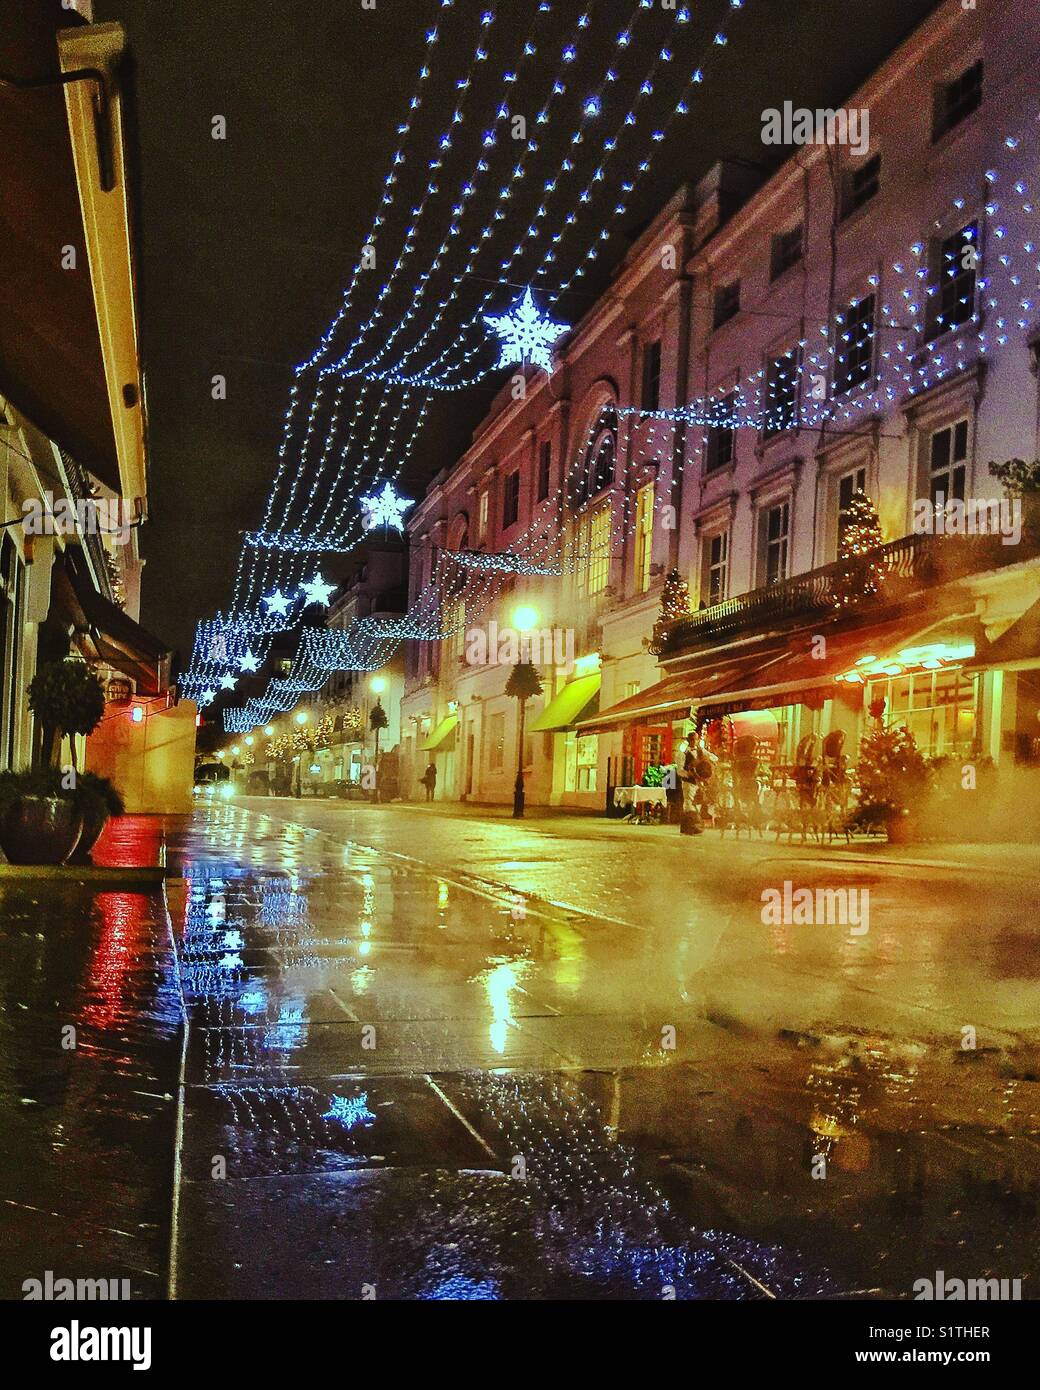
[0,2,121,492]
[55,548,171,696]
[423,714,458,752]
[964,598,1040,672]
[529,671,601,732]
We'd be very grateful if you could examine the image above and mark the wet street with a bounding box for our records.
[3,799,1040,1300]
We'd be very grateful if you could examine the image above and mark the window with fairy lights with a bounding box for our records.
[705,391,737,473]
[574,406,618,508]
[833,293,876,395]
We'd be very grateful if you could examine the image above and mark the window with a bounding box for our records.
[564,731,598,793]
[589,432,615,496]
[867,669,978,757]
[701,530,729,607]
[705,391,736,472]
[926,222,978,341]
[478,490,489,539]
[833,293,876,395]
[624,680,641,699]
[634,482,654,594]
[837,466,868,551]
[761,501,790,586]
[713,279,741,329]
[487,712,506,771]
[929,419,969,506]
[770,224,803,281]
[641,339,662,412]
[841,153,880,219]
[575,503,611,598]
[502,469,520,529]
[537,441,551,501]
[764,348,799,437]
[933,59,982,142]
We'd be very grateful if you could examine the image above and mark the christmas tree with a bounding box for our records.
[648,569,691,654]
[832,491,885,610]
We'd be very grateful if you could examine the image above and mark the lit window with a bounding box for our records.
[478,490,489,539]
[634,483,654,594]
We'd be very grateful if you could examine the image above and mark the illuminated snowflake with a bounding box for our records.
[484,287,568,374]
[322,1092,376,1130]
[360,482,413,533]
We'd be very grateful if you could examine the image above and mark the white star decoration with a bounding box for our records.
[219,673,237,691]
[484,287,568,374]
[199,688,216,706]
[264,589,290,616]
[238,651,259,673]
[301,574,336,607]
[360,482,413,533]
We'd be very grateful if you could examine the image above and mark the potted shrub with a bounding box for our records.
[0,660,108,866]
[68,771,125,863]
[0,768,83,865]
[847,717,930,843]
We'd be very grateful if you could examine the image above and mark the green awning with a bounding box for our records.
[529,672,601,732]
[422,714,458,751]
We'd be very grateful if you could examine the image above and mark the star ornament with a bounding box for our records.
[219,673,238,691]
[360,482,413,533]
[199,688,216,707]
[484,287,568,374]
[301,574,337,607]
[263,589,290,617]
[238,651,259,673]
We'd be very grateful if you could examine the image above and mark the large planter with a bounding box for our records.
[67,803,110,864]
[0,795,83,865]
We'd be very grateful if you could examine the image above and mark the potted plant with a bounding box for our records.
[847,716,930,843]
[0,768,83,865]
[0,660,108,865]
[68,771,125,863]
[988,457,1040,533]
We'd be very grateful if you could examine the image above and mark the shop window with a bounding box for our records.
[867,668,978,756]
[705,392,736,472]
[929,419,969,506]
[563,731,598,793]
[487,711,506,770]
[932,59,982,142]
[926,222,978,341]
[634,483,655,594]
[833,293,876,395]
[701,529,729,607]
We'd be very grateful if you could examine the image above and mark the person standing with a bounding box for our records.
[422,761,437,802]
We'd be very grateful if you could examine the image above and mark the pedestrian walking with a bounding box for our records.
[421,761,437,802]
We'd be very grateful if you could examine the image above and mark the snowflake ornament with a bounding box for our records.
[360,482,413,533]
[484,287,568,374]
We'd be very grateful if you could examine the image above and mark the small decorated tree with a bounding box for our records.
[832,491,885,610]
[648,569,691,654]
[27,659,106,769]
[849,715,930,840]
[506,661,543,818]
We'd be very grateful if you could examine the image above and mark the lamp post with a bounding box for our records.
[507,606,542,819]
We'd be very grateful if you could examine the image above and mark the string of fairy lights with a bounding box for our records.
[177,2,1038,733]
[185,0,756,703]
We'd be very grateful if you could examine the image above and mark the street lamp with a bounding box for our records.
[245,736,254,747]
[512,604,539,633]
[370,675,387,694]
[505,604,542,818]
[264,726,274,738]
[295,710,308,725]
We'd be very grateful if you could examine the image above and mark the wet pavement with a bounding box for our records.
[2,799,1039,1300]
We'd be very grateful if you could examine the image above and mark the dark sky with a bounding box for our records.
[95,0,939,661]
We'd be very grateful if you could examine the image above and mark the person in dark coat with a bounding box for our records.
[421,762,437,802]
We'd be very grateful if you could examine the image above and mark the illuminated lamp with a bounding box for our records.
[130,705,144,724]
[245,736,255,747]
[265,726,274,737]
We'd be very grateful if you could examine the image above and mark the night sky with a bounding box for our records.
[95,0,940,661]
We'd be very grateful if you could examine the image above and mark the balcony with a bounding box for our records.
[662,522,1040,655]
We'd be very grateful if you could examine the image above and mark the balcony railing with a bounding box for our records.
[662,523,1040,655]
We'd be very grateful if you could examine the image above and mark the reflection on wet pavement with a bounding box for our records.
[166,804,1039,1300]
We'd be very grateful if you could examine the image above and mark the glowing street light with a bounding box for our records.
[370,675,387,694]
[295,711,308,725]
[264,726,274,737]
[512,604,539,633]
[245,736,254,747]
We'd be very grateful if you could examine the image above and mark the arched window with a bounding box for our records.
[574,405,618,506]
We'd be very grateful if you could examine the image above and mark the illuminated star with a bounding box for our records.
[484,287,567,374]
[360,482,413,533]
[238,651,259,673]
[219,673,237,690]
[301,574,337,607]
[263,589,290,617]
[199,688,216,706]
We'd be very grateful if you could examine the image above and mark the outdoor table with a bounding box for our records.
[613,785,668,822]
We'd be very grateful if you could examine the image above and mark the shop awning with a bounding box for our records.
[529,671,601,732]
[964,598,1040,672]
[423,713,458,751]
[55,548,172,696]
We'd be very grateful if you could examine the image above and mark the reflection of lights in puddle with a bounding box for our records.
[351,966,373,993]
[437,881,450,910]
[358,939,372,957]
[423,1275,500,1300]
[321,1092,376,1130]
[479,958,530,1055]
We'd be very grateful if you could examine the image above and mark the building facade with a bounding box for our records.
[401,0,1040,810]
